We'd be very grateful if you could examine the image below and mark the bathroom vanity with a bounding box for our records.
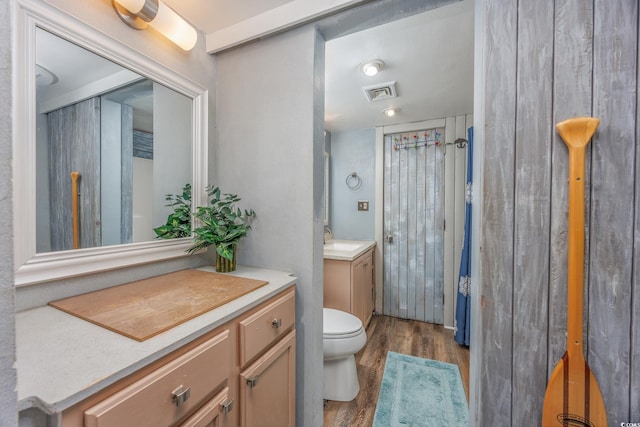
[323,240,376,326]
[16,266,296,427]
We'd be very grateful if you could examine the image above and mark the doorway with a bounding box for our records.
[324,0,473,328]
[382,126,446,323]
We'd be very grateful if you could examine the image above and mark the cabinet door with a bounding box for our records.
[323,259,351,313]
[362,250,374,325]
[179,387,232,427]
[239,331,295,427]
[352,250,374,326]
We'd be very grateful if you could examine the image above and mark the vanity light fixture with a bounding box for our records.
[361,60,385,76]
[113,0,197,51]
[383,107,398,118]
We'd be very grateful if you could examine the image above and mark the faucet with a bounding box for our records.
[323,227,333,244]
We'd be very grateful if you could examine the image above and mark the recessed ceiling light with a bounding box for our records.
[35,64,58,87]
[361,60,385,76]
[383,107,398,117]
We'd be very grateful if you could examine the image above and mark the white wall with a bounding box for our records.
[0,0,17,423]
[132,157,154,242]
[153,83,192,228]
[35,113,51,253]
[100,99,124,246]
[329,128,376,240]
[215,25,325,427]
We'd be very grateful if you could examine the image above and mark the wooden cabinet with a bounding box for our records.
[61,287,296,427]
[83,330,230,427]
[324,247,374,326]
[239,290,295,367]
[238,290,296,427]
[239,331,295,427]
[180,387,231,427]
[353,250,374,326]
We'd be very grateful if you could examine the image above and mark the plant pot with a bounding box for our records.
[215,246,237,273]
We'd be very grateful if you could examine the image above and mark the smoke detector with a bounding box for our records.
[363,81,397,102]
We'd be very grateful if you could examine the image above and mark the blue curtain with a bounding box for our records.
[454,127,473,347]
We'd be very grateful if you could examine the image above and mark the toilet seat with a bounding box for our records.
[323,308,363,338]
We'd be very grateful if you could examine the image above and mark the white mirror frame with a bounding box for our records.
[13,0,208,286]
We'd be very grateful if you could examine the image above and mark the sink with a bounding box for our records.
[324,241,363,251]
[324,239,376,261]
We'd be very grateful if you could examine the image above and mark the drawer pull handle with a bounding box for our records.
[221,399,234,415]
[171,385,191,407]
[247,376,260,388]
[272,318,282,329]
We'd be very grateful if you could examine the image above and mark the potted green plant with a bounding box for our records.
[153,183,192,239]
[188,185,256,272]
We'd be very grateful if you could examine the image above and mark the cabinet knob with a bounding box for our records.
[271,318,282,329]
[171,385,191,407]
[247,376,260,388]
[221,399,234,415]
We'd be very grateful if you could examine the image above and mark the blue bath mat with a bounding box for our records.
[372,351,469,427]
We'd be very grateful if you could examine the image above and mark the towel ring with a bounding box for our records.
[346,172,362,190]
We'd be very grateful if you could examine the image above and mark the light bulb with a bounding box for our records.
[383,108,397,117]
[364,64,379,76]
[361,60,384,77]
[148,2,198,51]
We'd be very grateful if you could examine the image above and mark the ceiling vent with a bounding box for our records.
[363,81,397,102]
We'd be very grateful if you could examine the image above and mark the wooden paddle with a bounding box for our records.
[71,171,80,249]
[541,117,606,426]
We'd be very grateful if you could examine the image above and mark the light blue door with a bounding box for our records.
[383,128,446,323]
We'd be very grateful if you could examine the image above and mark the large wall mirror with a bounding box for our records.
[14,1,208,286]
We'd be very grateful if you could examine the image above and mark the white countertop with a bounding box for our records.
[323,239,376,261]
[15,265,296,415]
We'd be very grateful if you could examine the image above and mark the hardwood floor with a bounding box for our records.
[323,314,470,427]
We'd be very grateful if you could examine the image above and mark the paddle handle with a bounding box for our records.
[542,117,607,427]
[556,117,599,355]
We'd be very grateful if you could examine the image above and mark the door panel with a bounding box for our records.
[47,97,101,250]
[383,128,445,323]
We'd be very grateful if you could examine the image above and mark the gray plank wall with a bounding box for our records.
[478,0,639,424]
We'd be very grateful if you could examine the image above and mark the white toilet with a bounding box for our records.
[323,308,367,401]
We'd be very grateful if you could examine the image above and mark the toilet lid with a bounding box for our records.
[323,308,363,337]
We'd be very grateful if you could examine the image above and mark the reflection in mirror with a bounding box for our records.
[35,28,192,253]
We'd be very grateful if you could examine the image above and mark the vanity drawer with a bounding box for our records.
[239,289,295,367]
[84,330,230,427]
[179,386,232,427]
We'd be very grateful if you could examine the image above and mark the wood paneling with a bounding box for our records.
[549,0,595,382]
[512,0,554,422]
[478,0,518,424]
[120,104,133,244]
[479,0,639,424]
[382,128,445,323]
[634,10,640,419]
[48,97,101,250]
[589,0,637,420]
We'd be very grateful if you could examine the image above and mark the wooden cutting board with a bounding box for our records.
[48,269,269,341]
